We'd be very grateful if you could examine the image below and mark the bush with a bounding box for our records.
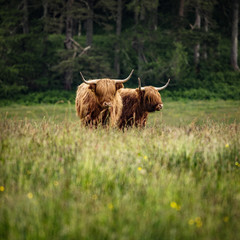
[0,82,28,99]
[0,90,75,106]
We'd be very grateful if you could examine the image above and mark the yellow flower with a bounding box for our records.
[235,162,239,166]
[170,201,181,210]
[223,216,229,222]
[138,167,142,171]
[170,202,177,209]
[196,221,202,228]
[188,219,194,225]
[143,155,148,160]
[225,144,229,148]
[108,203,113,210]
[0,186,5,192]
[195,217,203,228]
[54,181,59,186]
[27,192,33,199]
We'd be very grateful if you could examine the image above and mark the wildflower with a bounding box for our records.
[170,201,181,211]
[27,192,33,199]
[0,186,5,192]
[188,219,194,225]
[188,217,203,228]
[170,202,177,209]
[223,216,229,223]
[225,144,229,148]
[195,217,203,228]
[108,203,113,210]
[144,155,148,160]
[235,162,239,166]
[54,181,59,186]
[138,167,142,171]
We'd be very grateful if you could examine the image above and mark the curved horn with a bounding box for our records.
[112,69,134,83]
[155,78,170,91]
[79,72,101,84]
[138,77,141,91]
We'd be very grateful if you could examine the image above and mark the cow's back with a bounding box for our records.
[118,88,142,128]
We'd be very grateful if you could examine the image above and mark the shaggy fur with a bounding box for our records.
[118,86,163,128]
[75,79,123,127]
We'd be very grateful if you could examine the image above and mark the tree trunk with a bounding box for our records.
[64,70,72,90]
[114,0,122,77]
[203,15,209,60]
[86,0,93,46]
[231,0,239,71]
[134,0,146,84]
[134,0,139,25]
[194,7,201,68]
[43,1,48,18]
[136,39,147,85]
[179,0,184,17]
[64,0,74,91]
[42,1,48,32]
[151,0,158,31]
[23,0,29,34]
[78,20,82,36]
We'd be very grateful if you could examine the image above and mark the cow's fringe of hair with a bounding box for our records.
[75,82,123,128]
[118,87,163,129]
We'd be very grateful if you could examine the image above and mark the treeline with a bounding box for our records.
[0,0,240,100]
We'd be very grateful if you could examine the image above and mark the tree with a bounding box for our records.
[114,0,122,76]
[22,0,29,34]
[179,0,185,17]
[193,6,201,68]
[41,0,65,34]
[231,0,239,71]
[86,0,94,46]
[128,0,158,80]
[64,0,74,90]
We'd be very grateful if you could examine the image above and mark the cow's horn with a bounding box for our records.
[79,72,101,84]
[155,78,170,91]
[138,77,142,91]
[113,69,134,83]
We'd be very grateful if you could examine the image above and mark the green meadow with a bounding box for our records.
[0,100,240,240]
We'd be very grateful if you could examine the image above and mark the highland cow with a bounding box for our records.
[118,77,170,128]
[75,70,134,127]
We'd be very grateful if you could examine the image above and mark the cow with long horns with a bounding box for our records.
[75,70,134,127]
[118,77,170,128]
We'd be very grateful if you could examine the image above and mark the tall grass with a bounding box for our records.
[0,101,240,240]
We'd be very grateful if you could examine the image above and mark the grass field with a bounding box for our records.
[0,100,240,240]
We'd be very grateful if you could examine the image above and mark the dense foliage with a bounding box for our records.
[0,0,240,100]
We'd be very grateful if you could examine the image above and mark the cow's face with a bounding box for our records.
[89,79,123,109]
[141,87,163,112]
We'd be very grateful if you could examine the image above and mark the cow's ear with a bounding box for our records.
[116,83,124,91]
[89,84,96,92]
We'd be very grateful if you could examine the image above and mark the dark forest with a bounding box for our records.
[0,0,240,101]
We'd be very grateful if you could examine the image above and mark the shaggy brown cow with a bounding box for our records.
[75,70,134,127]
[118,77,170,128]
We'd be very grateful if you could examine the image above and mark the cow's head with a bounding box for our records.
[137,77,170,112]
[80,70,134,109]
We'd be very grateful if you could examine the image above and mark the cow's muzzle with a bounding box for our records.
[103,102,112,108]
[155,104,163,111]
